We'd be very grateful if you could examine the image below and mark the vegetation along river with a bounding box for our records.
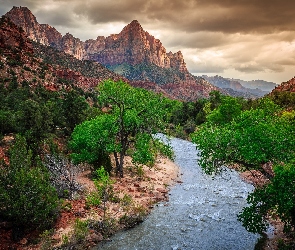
[95,135,259,250]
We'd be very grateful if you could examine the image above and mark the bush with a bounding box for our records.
[0,135,59,239]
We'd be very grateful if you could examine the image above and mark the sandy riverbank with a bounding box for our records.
[51,156,181,249]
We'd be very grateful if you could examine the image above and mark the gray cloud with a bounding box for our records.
[164,31,230,49]
[67,0,295,34]
[1,0,295,82]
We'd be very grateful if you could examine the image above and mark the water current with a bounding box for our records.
[94,135,259,250]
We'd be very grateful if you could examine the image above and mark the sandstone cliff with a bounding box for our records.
[4,6,219,100]
[5,7,187,72]
[0,15,127,93]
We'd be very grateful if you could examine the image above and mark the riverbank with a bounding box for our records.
[0,155,180,249]
[53,156,180,249]
[239,167,288,250]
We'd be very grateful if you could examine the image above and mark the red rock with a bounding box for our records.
[156,188,168,194]
[4,6,219,101]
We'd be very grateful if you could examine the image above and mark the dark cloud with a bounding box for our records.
[69,0,295,34]
[164,31,230,49]
[73,0,148,24]
[36,8,79,28]
[0,0,295,82]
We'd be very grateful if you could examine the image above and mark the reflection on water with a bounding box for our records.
[94,136,259,250]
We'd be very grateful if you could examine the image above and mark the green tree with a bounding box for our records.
[238,164,295,234]
[17,99,53,153]
[0,135,59,238]
[206,95,242,125]
[191,99,295,176]
[63,90,89,133]
[70,80,172,177]
[191,98,295,236]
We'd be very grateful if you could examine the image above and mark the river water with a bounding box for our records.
[95,136,259,250]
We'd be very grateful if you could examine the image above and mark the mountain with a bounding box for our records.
[201,75,274,98]
[4,6,218,101]
[0,15,127,93]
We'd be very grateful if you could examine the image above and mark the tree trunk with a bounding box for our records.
[114,152,120,176]
[291,207,295,231]
[119,151,124,178]
[114,151,124,178]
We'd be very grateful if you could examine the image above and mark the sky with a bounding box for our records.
[1,0,295,84]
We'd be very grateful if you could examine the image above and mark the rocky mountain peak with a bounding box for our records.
[125,20,142,31]
[4,6,219,100]
[5,6,49,45]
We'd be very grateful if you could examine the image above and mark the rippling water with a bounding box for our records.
[94,136,259,250]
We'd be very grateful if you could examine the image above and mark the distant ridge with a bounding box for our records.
[201,75,277,98]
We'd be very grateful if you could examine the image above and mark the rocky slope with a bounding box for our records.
[0,15,127,93]
[270,77,295,93]
[4,6,218,101]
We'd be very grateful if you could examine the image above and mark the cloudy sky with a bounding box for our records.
[1,0,295,84]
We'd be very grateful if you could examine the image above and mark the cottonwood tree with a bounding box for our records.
[191,98,295,176]
[70,80,172,177]
[191,97,295,235]
[238,163,295,234]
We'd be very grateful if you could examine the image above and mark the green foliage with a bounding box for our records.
[108,62,186,85]
[238,164,295,234]
[0,110,16,134]
[93,167,116,202]
[40,229,54,250]
[270,90,295,109]
[118,194,147,229]
[0,77,92,145]
[206,95,242,125]
[86,167,116,211]
[0,135,59,233]
[86,192,101,207]
[63,90,89,133]
[192,96,295,236]
[169,98,207,137]
[191,100,295,175]
[70,80,172,177]
[70,114,116,171]
[73,219,89,243]
[132,133,156,167]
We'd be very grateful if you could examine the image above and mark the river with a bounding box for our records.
[94,136,259,250]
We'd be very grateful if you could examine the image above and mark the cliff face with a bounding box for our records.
[4,6,218,100]
[5,7,188,72]
[89,20,187,72]
[0,16,33,54]
[5,6,85,59]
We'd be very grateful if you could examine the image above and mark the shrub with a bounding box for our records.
[0,135,59,239]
